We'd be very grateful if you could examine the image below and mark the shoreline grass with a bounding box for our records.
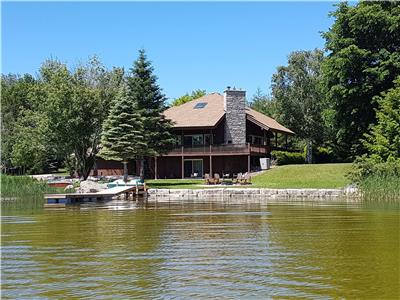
[1,175,64,200]
[359,174,400,202]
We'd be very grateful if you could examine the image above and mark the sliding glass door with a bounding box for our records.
[184,159,203,178]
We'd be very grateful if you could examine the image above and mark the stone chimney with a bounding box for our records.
[224,87,246,144]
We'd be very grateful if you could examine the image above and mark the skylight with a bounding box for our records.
[194,102,207,109]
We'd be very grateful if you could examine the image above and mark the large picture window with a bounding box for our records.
[183,134,209,147]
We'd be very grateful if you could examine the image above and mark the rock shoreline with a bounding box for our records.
[147,187,358,200]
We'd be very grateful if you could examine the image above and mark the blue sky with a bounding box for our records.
[2,1,337,101]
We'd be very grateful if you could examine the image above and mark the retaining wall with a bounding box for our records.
[147,187,358,200]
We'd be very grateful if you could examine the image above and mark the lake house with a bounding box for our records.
[93,87,294,178]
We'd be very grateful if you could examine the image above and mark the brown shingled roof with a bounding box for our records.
[164,93,294,135]
[164,93,225,128]
[246,108,295,135]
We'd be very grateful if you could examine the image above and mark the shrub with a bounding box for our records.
[271,150,305,165]
[302,145,337,164]
[314,146,336,163]
[348,156,400,183]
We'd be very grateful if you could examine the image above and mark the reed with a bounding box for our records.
[359,174,400,202]
[0,175,62,200]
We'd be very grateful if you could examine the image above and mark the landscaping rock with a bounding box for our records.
[77,181,107,194]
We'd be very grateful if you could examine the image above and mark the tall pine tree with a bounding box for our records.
[127,49,174,179]
[99,83,146,182]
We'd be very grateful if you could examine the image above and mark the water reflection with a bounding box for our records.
[1,199,399,299]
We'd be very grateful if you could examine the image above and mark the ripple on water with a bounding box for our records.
[1,200,399,299]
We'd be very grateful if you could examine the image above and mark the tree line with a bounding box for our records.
[250,1,399,172]
[1,51,174,180]
[2,2,399,181]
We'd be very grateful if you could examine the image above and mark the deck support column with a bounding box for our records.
[181,155,184,179]
[209,155,212,176]
[248,155,251,173]
[154,156,158,180]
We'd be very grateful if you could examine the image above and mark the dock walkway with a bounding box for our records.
[44,184,146,207]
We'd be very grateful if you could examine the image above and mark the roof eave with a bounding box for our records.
[246,114,295,136]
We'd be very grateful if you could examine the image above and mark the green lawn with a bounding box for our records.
[252,163,351,189]
[146,163,352,189]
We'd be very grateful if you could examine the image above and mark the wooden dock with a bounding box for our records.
[44,184,147,207]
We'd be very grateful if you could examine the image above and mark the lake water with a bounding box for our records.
[1,198,399,299]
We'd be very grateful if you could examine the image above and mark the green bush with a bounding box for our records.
[348,156,400,182]
[271,150,305,165]
[314,146,337,163]
[302,145,337,164]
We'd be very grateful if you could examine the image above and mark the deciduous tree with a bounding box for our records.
[271,49,327,145]
[171,89,206,106]
[323,1,400,159]
[250,88,279,119]
[37,57,123,179]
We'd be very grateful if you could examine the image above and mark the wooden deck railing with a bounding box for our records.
[165,143,270,156]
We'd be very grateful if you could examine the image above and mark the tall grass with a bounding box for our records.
[358,174,400,202]
[1,175,63,200]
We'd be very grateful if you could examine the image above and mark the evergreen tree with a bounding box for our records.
[363,78,400,162]
[99,83,146,182]
[250,88,279,119]
[127,49,174,179]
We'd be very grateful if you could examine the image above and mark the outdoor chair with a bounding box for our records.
[214,173,221,184]
[204,173,215,185]
[241,172,251,185]
[234,173,243,184]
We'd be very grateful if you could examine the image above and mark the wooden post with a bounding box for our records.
[181,155,184,179]
[209,155,212,176]
[154,156,158,180]
[275,132,278,148]
[248,155,251,173]
[263,129,266,145]
[285,135,288,150]
[123,161,128,183]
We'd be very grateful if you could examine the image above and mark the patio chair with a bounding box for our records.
[234,173,242,184]
[204,173,215,185]
[214,173,221,184]
[241,172,252,185]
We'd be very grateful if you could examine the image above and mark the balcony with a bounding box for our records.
[163,143,271,157]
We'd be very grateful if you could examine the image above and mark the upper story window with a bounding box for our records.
[194,102,207,109]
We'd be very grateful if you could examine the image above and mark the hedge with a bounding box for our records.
[271,150,305,165]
